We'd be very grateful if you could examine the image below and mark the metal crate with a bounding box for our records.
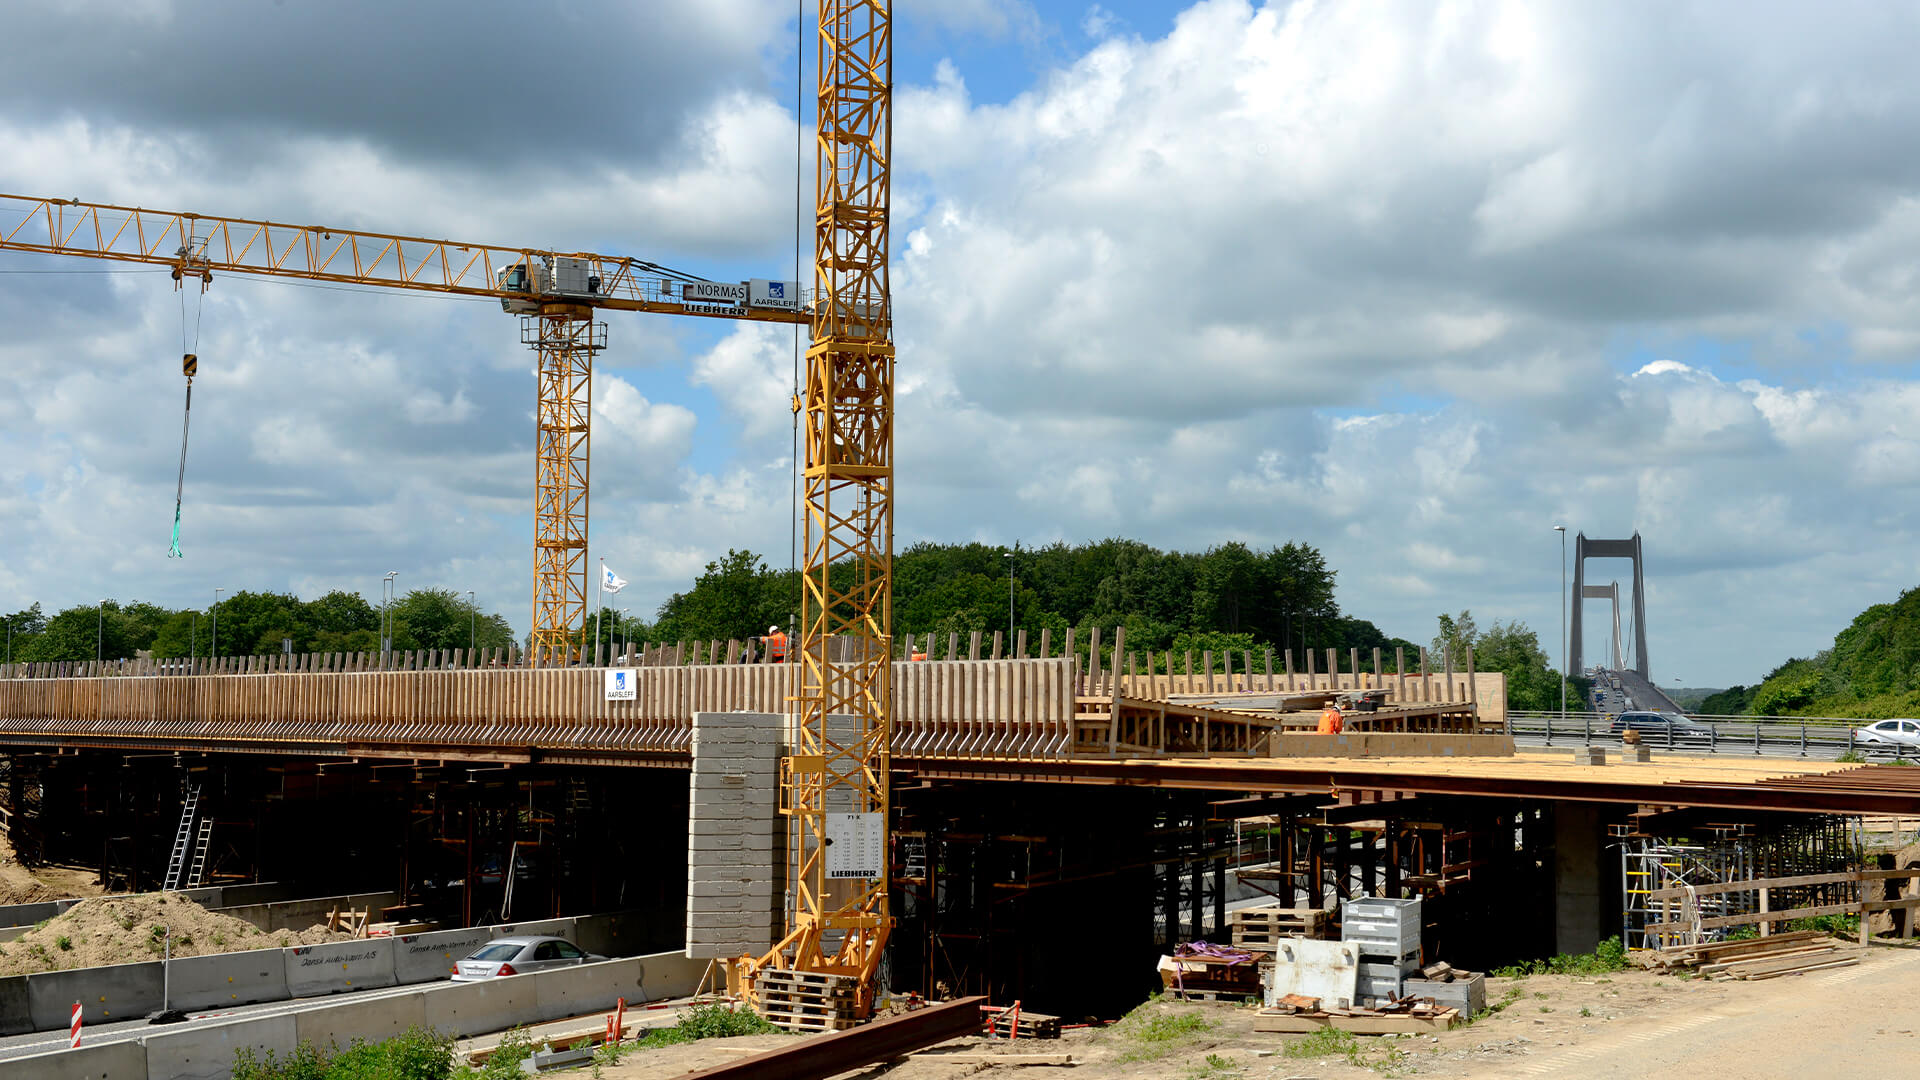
[1341,896,1422,959]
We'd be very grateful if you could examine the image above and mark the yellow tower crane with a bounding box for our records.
[0,0,896,1015]
[0,195,807,661]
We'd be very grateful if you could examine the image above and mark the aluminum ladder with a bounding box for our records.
[162,785,200,891]
[184,817,215,888]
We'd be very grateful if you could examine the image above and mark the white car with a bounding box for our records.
[451,935,605,981]
[1852,719,1920,753]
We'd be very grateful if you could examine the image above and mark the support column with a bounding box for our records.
[1553,801,1605,955]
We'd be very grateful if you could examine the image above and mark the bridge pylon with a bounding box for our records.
[1571,532,1648,678]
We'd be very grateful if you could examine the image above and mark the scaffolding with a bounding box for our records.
[1618,816,1858,950]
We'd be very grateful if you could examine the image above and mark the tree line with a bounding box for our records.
[1,588,515,664]
[1702,584,1920,718]
[631,539,1578,710]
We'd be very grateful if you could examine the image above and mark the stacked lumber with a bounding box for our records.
[1636,932,1860,979]
[754,969,858,1032]
[1230,906,1331,950]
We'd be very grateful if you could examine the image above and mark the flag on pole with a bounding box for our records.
[602,565,628,594]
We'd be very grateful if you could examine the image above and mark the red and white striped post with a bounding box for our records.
[69,1001,81,1048]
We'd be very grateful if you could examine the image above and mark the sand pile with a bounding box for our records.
[0,892,355,975]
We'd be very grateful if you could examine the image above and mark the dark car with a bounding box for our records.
[1609,711,1712,746]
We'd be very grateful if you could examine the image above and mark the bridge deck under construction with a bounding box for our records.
[2,657,1915,814]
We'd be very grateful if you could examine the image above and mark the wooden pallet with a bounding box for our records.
[1230,906,1329,948]
[755,969,858,1032]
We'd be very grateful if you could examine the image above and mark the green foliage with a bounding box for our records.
[661,539,1420,663]
[624,1001,783,1050]
[1837,749,1867,764]
[1735,587,1920,717]
[4,587,516,664]
[1471,985,1527,1022]
[1283,1027,1361,1059]
[233,1027,453,1080]
[1433,610,1586,712]
[1112,1002,1217,1063]
[53,936,70,951]
[1492,936,1628,977]
[452,1027,534,1080]
[652,550,797,644]
[1698,685,1756,715]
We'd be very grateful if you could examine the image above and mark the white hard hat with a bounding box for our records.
[769,625,779,633]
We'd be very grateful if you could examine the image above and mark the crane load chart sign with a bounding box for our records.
[825,812,884,880]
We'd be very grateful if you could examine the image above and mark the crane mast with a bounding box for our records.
[2,0,901,1016]
[756,0,895,1016]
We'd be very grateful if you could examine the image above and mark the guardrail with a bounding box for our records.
[1505,711,1912,761]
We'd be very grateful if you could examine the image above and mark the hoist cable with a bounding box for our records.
[168,378,192,559]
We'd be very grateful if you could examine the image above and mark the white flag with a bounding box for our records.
[602,565,628,594]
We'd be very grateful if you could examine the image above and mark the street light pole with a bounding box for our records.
[212,587,224,665]
[97,599,106,664]
[1005,544,1016,645]
[1555,525,1567,721]
[619,607,630,664]
[467,590,476,656]
[381,571,398,669]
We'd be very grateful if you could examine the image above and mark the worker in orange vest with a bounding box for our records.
[1317,703,1344,734]
[765,625,787,663]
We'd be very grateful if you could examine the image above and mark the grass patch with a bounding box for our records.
[1471,985,1526,1023]
[1492,936,1628,977]
[618,1001,782,1052]
[234,1025,454,1080]
[1112,999,1217,1064]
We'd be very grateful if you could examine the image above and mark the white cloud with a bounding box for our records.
[9,1,1920,687]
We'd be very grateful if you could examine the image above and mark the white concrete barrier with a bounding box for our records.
[165,950,290,1011]
[140,1013,296,1080]
[291,991,426,1048]
[489,917,575,940]
[4,1037,148,1079]
[419,975,536,1037]
[393,927,494,985]
[27,960,164,1030]
[283,939,397,998]
[631,950,709,1003]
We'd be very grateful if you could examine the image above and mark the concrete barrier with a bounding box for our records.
[211,883,301,908]
[632,950,709,1003]
[5,1036,148,1079]
[291,991,426,1048]
[572,912,649,958]
[215,891,400,933]
[0,900,63,928]
[140,1013,296,1080]
[283,939,396,998]
[165,950,290,1011]
[490,917,575,941]
[420,975,537,1037]
[27,960,164,1030]
[0,975,30,1036]
[393,927,494,985]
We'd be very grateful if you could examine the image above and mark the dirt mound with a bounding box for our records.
[0,892,354,975]
[0,831,60,906]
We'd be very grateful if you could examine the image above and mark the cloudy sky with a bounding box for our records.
[5,0,1920,688]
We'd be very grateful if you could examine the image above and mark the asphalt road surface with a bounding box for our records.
[0,980,431,1062]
